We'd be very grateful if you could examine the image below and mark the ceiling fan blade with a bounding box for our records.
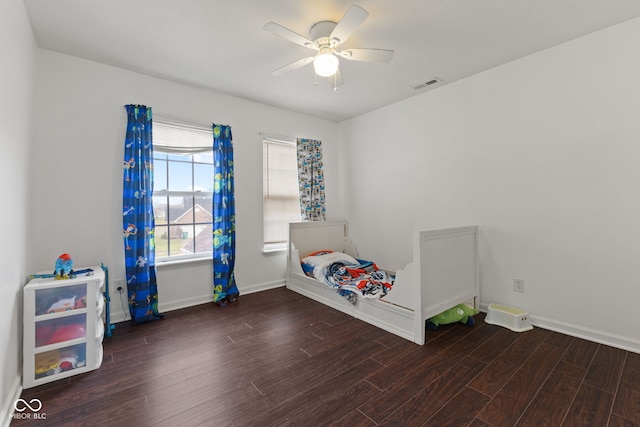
[263,22,317,50]
[336,48,394,63]
[329,5,369,47]
[272,56,314,76]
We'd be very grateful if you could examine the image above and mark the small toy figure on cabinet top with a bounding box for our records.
[54,253,74,280]
[28,254,94,280]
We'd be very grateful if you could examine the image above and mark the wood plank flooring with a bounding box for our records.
[12,287,640,426]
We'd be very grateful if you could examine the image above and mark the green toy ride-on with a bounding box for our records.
[427,304,478,330]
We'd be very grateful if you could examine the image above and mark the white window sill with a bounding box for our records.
[263,244,287,255]
[156,256,212,268]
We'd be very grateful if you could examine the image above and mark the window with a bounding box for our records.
[153,120,214,261]
[263,136,300,250]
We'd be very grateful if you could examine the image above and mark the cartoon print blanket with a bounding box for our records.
[301,251,394,304]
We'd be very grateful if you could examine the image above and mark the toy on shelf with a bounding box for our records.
[29,253,95,280]
[46,296,76,313]
[54,253,74,280]
[426,304,478,330]
[36,319,87,347]
[34,350,60,378]
[34,283,88,316]
[42,293,87,314]
[46,322,86,345]
[58,352,85,372]
[34,346,86,378]
[74,295,86,309]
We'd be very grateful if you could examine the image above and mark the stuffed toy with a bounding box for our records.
[426,304,478,330]
[54,253,74,280]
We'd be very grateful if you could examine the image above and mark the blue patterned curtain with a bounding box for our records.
[123,104,162,323]
[212,124,239,306]
[297,138,326,221]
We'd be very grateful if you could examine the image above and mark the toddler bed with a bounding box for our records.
[287,220,479,345]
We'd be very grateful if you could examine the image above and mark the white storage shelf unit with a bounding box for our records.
[23,266,105,388]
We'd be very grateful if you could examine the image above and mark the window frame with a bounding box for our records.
[153,119,214,263]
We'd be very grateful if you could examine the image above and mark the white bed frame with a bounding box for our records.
[287,221,479,345]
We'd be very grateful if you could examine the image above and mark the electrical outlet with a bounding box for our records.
[513,278,525,293]
[115,279,125,293]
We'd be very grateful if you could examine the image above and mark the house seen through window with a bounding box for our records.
[153,120,214,260]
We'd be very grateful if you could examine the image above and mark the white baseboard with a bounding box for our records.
[479,302,640,353]
[239,280,285,295]
[531,315,640,354]
[158,294,213,313]
[106,294,213,323]
[108,281,286,324]
[1,375,22,427]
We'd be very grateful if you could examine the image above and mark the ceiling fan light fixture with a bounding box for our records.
[264,5,394,84]
[313,48,339,77]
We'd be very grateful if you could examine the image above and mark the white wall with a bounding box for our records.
[340,17,640,351]
[0,0,36,421]
[30,50,341,322]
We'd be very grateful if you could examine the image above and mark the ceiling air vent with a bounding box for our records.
[413,77,443,90]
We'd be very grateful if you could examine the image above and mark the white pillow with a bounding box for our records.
[302,251,357,266]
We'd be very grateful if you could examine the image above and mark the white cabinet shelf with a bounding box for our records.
[23,266,105,388]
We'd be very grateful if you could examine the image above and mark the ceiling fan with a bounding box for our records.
[263,5,394,88]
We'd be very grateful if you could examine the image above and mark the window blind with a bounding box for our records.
[154,120,212,154]
[263,138,301,245]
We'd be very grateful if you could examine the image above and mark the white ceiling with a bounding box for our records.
[23,0,640,122]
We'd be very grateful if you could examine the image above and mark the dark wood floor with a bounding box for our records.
[13,287,640,426]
